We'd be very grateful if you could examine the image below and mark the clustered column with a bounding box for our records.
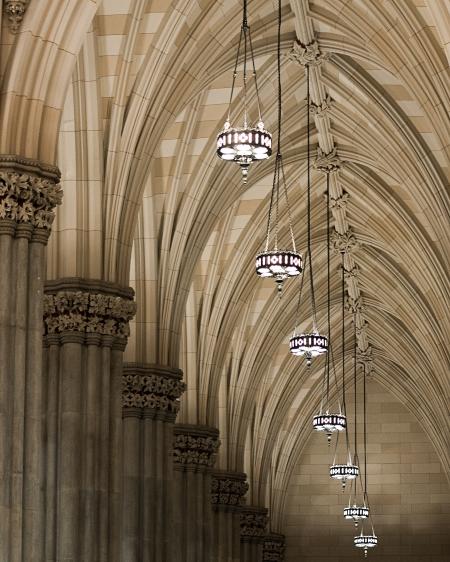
[173,424,220,562]
[122,363,185,561]
[43,278,136,562]
[263,533,285,562]
[0,156,62,562]
[211,470,248,562]
[240,506,269,562]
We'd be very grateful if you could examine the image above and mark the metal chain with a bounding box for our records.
[248,28,262,123]
[306,64,318,328]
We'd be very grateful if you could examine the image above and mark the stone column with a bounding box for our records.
[263,533,285,562]
[0,156,62,562]
[122,363,185,561]
[240,506,269,562]
[43,278,136,562]
[211,470,248,562]
[173,424,220,562]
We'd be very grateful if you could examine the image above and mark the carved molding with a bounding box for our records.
[211,470,248,509]
[314,146,344,174]
[310,94,333,118]
[43,279,136,342]
[0,159,62,230]
[357,345,374,374]
[356,320,369,340]
[330,191,349,211]
[240,506,268,542]
[344,264,360,281]
[122,363,185,421]
[287,39,330,67]
[331,227,360,255]
[263,533,285,561]
[173,424,220,471]
[345,295,364,315]
[4,0,28,33]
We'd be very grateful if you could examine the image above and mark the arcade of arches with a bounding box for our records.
[0,0,448,561]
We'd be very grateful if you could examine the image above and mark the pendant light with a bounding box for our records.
[354,361,378,556]
[344,316,369,524]
[255,0,302,294]
[216,0,272,183]
[289,64,326,361]
[312,174,346,439]
[329,253,359,489]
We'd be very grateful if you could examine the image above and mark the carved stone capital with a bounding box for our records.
[314,146,344,174]
[310,94,333,118]
[122,363,185,421]
[211,470,248,510]
[263,533,285,561]
[0,155,62,232]
[173,424,220,471]
[4,1,28,33]
[240,506,268,543]
[287,39,330,67]
[43,278,136,344]
[331,227,360,255]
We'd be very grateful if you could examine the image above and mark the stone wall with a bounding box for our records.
[284,380,450,561]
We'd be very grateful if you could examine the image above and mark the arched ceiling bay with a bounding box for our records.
[48,0,449,531]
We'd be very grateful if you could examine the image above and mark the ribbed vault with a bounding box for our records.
[8,0,445,544]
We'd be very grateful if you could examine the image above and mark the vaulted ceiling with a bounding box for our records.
[2,0,447,532]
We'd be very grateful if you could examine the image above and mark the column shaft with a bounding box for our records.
[0,157,62,562]
[211,470,248,562]
[122,363,185,562]
[172,424,220,562]
[43,278,135,561]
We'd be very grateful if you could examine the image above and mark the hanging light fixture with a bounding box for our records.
[289,64,326,362]
[353,361,378,557]
[354,532,378,557]
[344,316,369,525]
[330,252,359,489]
[255,0,302,294]
[216,0,272,183]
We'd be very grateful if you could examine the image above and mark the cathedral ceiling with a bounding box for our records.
[1,0,448,528]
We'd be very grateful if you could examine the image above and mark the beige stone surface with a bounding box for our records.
[284,380,450,561]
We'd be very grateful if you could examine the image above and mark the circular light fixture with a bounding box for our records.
[255,250,302,292]
[290,332,328,364]
[330,463,359,489]
[217,122,272,183]
[354,533,378,557]
[313,412,346,443]
[344,505,369,527]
